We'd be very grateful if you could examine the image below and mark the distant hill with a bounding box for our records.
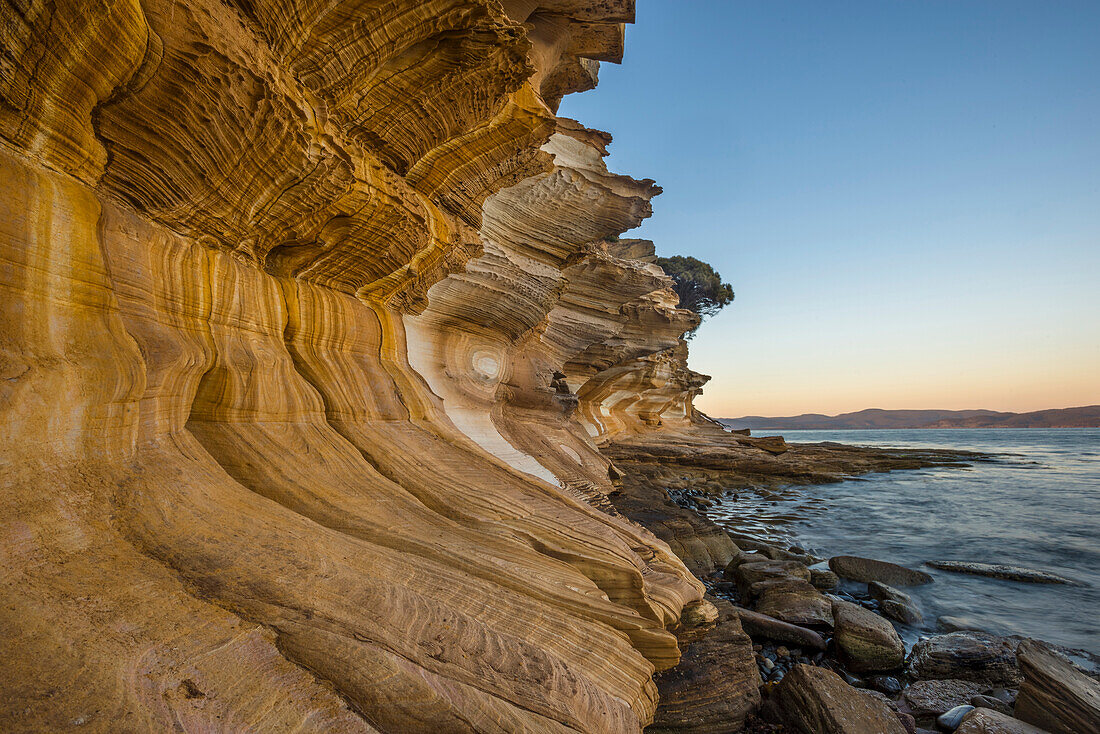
[721,406,1100,430]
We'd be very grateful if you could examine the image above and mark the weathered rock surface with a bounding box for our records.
[830,556,934,586]
[0,1,723,730]
[1013,639,1100,734]
[904,679,987,716]
[908,632,1022,686]
[769,664,907,734]
[649,598,761,733]
[832,600,906,672]
[955,708,1051,734]
[926,561,1079,585]
[734,608,828,651]
[757,579,835,627]
[870,581,924,625]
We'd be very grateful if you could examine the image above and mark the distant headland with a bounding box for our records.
[721,405,1100,430]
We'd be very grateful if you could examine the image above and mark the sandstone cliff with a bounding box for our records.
[1,2,726,731]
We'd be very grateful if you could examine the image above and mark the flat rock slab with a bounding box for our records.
[830,556,933,586]
[926,561,1080,585]
[735,607,827,650]
[955,708,1051,733]
[1014,639,1100,734]
[770,664,907,734]
[832,600,905,673]
[907,632,1021,686]
[903,679,985,716]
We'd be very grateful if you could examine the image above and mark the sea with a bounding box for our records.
[705,428,1100,658]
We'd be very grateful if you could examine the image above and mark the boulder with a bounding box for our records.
[735,559,810,590]
[832,600,905,672]
[907,632,1021,685]
[811,567,840,590]
[955,708,1050,733]
[904,679,986,716]
[1013,639,1100,734]
[756,579,835,627]
[649,598,762,733]
[926,561,1078,585]
[830,555,933,586]
[734,607,828,650]
[770,664,907,733]
[869,581,923,625]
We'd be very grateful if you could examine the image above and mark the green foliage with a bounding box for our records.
[653,255,735,327]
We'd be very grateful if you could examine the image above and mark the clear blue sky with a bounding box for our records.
[558,0,1100,417]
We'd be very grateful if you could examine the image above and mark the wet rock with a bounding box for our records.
[936,705,975,731]
[907,632,1021,685]
[985,688,1015,706]
[862,688,901,712]
[954,708,1050,733]
[926,561,1079,585]
[830,556,933,586]
[735,608,829,650]
[1013,638,1100,734]
[904,679,986,716]
[883,600,924,626]
[756,579,835,627]
[811,567,840,590]
[769,664,907,733]
[869,581,924,625]
[869,675,904,696]
[832,600,905,672]
[938,616,988,634]
[969,695,1011,716]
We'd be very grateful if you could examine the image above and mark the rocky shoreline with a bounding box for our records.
[603,422,1100,733]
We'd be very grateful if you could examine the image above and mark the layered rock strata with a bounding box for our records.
[0,1,730,731]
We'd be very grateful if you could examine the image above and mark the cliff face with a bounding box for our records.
[0,1,714,731]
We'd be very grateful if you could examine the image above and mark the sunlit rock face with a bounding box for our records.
[1,0,715,730]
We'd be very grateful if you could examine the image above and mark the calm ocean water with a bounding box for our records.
[706,428,1100,656]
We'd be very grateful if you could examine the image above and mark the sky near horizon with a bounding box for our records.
[557,0,1100,418]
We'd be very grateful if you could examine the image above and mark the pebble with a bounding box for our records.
[762,658,775,671]
[776,646,789,657]
[936,705,975,732]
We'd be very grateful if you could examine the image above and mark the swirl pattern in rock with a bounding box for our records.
[0,0,728,731]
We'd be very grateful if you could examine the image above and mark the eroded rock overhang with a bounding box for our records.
[1,1,715,730]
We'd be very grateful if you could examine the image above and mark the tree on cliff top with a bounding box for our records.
[654,255,735,328]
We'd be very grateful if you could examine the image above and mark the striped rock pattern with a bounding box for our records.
[0,0,719,731]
